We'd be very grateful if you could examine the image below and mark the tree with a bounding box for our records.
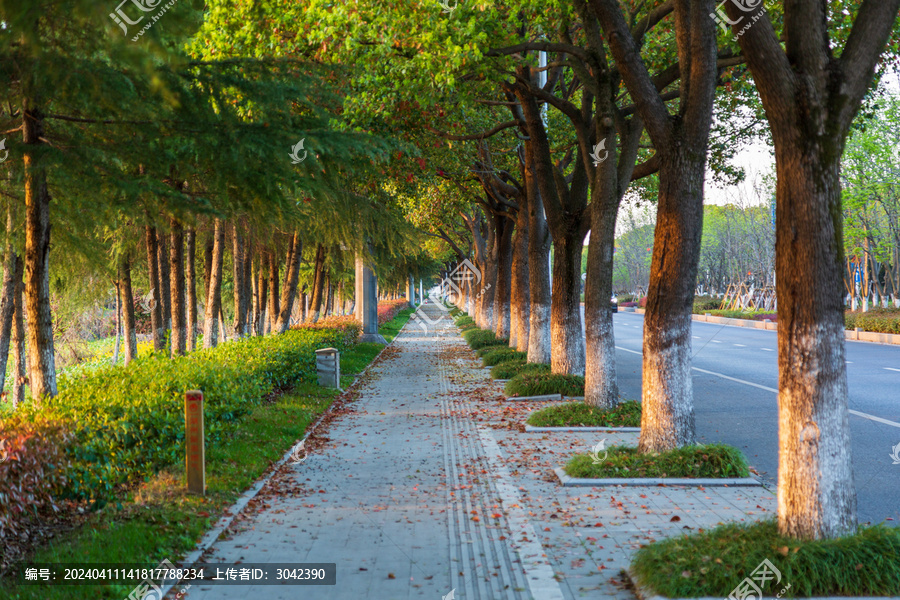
[725,0,900,539]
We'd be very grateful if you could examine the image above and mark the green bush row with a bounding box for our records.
[15,327,354,500]
[845,309,900,334]
[505,371,585,397]
[490,360,551,380]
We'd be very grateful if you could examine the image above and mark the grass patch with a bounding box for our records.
[475,342,510,357]
[459,322,478,332]
[0,382,337,600]
[481,348,527,367]
[462,328,508,350]
[505,371,585,397]
[527,400,641,427]
[564,443,750,479]
[490,361,551,380]
[631,519,900,598]
[455,315,474,327]
[380,307,414,342]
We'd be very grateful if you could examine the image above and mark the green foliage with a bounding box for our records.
[631,520,900,598]
[474,342,512,357]
[455,315,474,327]
[16,328,353,500]
[845,309,900,334]
[489,361,551,380]
[565,443,750,479]
[505,372,585,397]
[0,415,73,539]
[693,296,722,313]
[527,401,641,428]
[459,322,478,332]
[481,348,527,367]
[462,328,506,350]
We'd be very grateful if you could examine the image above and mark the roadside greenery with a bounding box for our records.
[505,372,585,397]
[527,401,641,428]
[481,348,527,367]
[489,361,551,380]
[631,520,900,598]
[565,444,750,479]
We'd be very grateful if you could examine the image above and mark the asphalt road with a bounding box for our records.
[597,310,900,527]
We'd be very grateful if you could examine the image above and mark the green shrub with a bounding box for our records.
[490,361,551,380]
[505,372,585,397]
[459,323,478,332]
[692,296,721,313]
[475,342,511,357]
[631,520,900,598]
[17,327,352,500]
[527,400,641,427]
[462,328,507,350]
[564,443,749,479]
[455,315,474,327]
[0,415,72,539]
[449,307,461,317]
[845,308,900,334]
[481,348,527,367]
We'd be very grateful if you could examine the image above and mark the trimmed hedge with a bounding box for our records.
[481,348,527,367]
[455,315,474,327]
[565,443,750,479]
[462,328,508,350]
[490,360,551,380]
[475,342,511,357]
[526,400,641,427]
[12,327,354,501]
[845,309,900,334]
[505,371,585,397]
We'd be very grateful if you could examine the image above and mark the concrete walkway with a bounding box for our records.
[182,304,777,600]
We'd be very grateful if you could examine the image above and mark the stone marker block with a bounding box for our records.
[316,347,341,388]
[185,390,205,495]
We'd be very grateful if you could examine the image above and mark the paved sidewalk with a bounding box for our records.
[182,304,777,600]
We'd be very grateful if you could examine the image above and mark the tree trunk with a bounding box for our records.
[186,228,197,351]
[146,226,165,351]
[157,230,171,336]
[267,250,280,331]
[309,244,327,322]
[0,204,19,396]
[494,214,514,341]
[275,232,302,333]
[584,189,620,408]
[250,256,259,336]
[773,146,856,538]
[23,105,56,400]
[510,198,530,352]
[638,154,704,452]
[257,255,268,335]
[525,145,552,365]
[118,254,138,365]
[11,256,25,407]
[550,234,586,374]
[169,219,186,356]
[202,220,225,348]
[241,239,252,335]
[231,224,246,338]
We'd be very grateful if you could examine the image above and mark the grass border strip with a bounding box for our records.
[157,321,407,599]
[624,567,870,600]
[553,468,762,487]
[525,425,641,432]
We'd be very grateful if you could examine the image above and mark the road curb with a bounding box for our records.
[525,425,641,432]
[553,468,762,488]
[159,320,408,599]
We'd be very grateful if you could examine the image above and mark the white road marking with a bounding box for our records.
[710,340,722,343]
[615,347,900,430]
[761,348,774,352]
[885,367,900,373]
[734,344,746,347]
[478,427,566,600]
[692,336,701,339]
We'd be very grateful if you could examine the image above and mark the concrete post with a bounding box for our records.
[356,254,387,344]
